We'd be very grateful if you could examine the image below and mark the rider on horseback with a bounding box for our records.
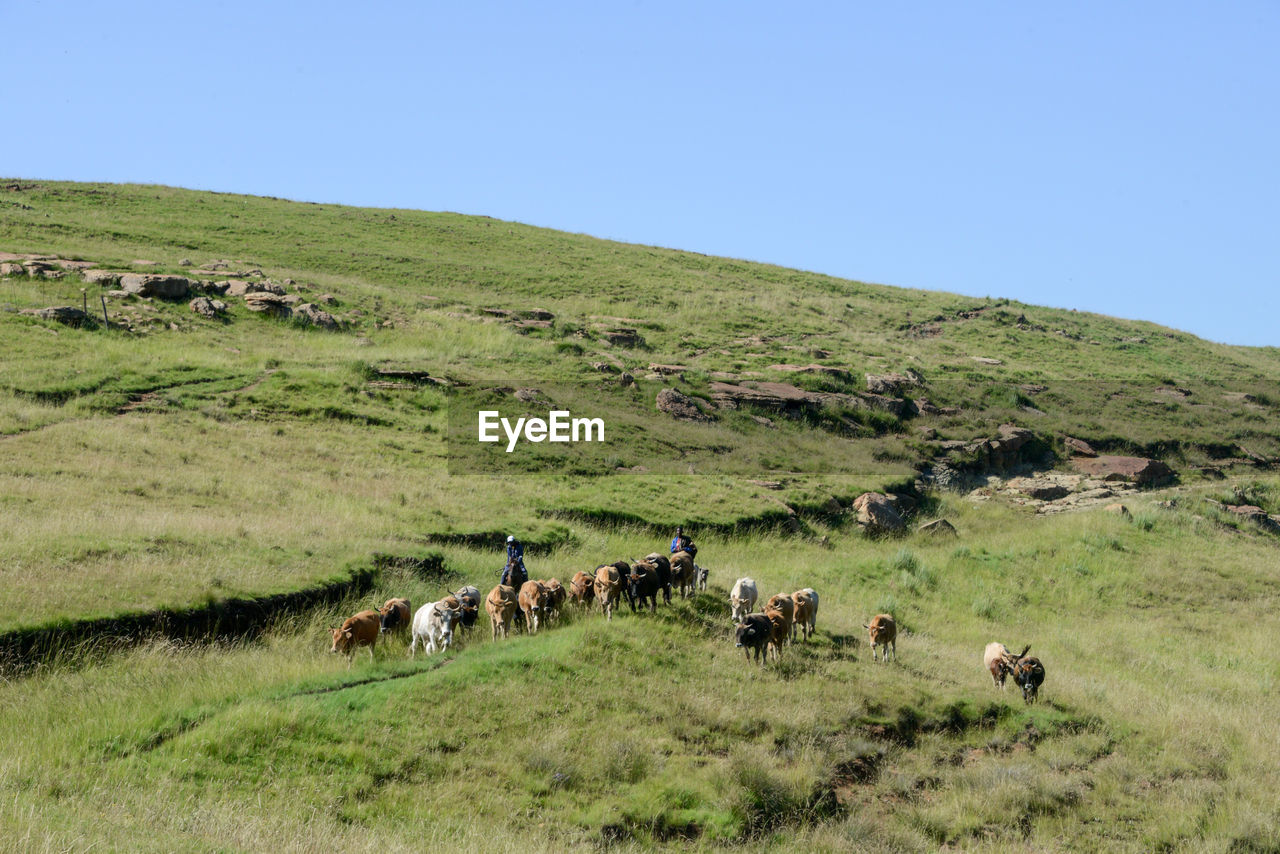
[670,526,696,559]
[501,534,528,588]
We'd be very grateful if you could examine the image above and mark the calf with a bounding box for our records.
[765,594,795,644]
[734,613,773,665]
[643,553,673,604]
[764,609,789,660]
[518,580,549,634]
[485,584,518,640]
[730,577,758,623]
[329,610,380,665]
[791,588,819,641]
[627,561,660,613]
[1012,657,1045,704]
[409,598,462,657]
[984,642,1031,689]
[568,570,596,607]
[593,564,622,621]
[670,551,696,599]
[864,614,897,663]
[378,598,412,636]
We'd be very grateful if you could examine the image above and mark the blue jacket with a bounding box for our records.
[507,541,524,563]
[671,536,689,553]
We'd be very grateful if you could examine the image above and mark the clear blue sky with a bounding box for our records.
[5,2,1277,346]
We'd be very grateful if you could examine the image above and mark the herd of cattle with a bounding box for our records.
[325,548,1046,703]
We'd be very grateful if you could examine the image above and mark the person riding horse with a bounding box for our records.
[501,535,528,588]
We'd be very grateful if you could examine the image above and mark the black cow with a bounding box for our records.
[643,553,673,604]
[627,561,660,613]
[1012,657,1046,704]
[735,614,773,665]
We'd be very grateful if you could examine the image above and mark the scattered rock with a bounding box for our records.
[656,388,713,422]
[178,258,192,267]
[971,357,1003,366]
[19,306,90,326]
[82,269,122,287]
[510,319,552,333]
[601,328,646,348]
[0,262,27,277]
[293,303,340,330]
[590,361,618,374]
[1070,456,1174,486]
[708,381,914,419]
[747,480,783,490]
[188,297,227,319]
[853,493,905,536]
[918,518,958,537]
[618,372,635,388]
[243,292,292,318]
[1103,503,1131,517]
[648,363,689,376]
[317,293,338,305]
[514,387,546,404]
[769,363,853,381]
[120,274,192,300]
[866,370,924,395]
[1064,436,1098,457]
[1007,477,1071,501]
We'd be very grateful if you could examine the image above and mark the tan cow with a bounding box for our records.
[485,584,518,640]
[541,578,566,621]
[764,610,789,661]
[518,580,549,634]
[670,550,696,599]
[791,588,819,641]
[765,594,795,644]
[864,614,897,662]
[329,610,380,665]
[568,570,596,607]
[594,564,622,621]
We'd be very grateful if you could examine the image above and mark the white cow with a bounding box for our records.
[409,598,462,657]
[729,577,758,623]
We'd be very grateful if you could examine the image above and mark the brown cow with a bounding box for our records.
[864,614,897,663]
[764,609,789,661]
[791,588,819,642]
[485,584,518,640]
[984,642,1030,689]
[329,610,380,665]
[1012,656,1046,704]
[594,564,622,621]
[670,551,696,599]
[378,598,412,636]
[568,570,596,607]
[765,594,795,644]
[541,578,566,622]
[519,580,549,634]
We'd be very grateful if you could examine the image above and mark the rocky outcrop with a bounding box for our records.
[1007,477,1071,501]
[1064,436,1098,457]
[120,274,192,299]
[918,518,957,537]
[243,292,292,318]
[769,363,852,381]
[601,328,646,348]
[82,269,121,286]
[294,303,340,330]
[656,388,713,422]
[853,493,905,536]
[1070,455,1174,486]
[707,381,915,420]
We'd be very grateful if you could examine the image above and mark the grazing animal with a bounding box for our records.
[518,580,549,634]
[593,564,623,620]
[764,609,789,660]
[626,561,660,613]
[453,585,481,634]
[765,594,795,643]
[730,577,758,623]
[485,584,518,640]
[329,610,380,665]
[670,551,696,599]
[568,570,596,607]
[378,598,412,636]
[643,553,673,604]
[734,613,773,664]
[791,588,819,641]
[1012,657,1045,704]
[864,614,897,662]
[541,578,566,621]
[409,598,462,657]
[984,642,1031,689]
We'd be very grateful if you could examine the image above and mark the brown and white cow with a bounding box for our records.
[518,580,549,634]
[593,564,622,621]
[864,614,897,663]
[329,610,380,665]
[791,588,819,642]
[486,584,518,640]
[378,598,412,636]
[765,594,795,644]
[984,642,1030,690]
[670,551,696,599]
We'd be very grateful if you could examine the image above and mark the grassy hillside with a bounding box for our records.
[2,180,1279,851]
